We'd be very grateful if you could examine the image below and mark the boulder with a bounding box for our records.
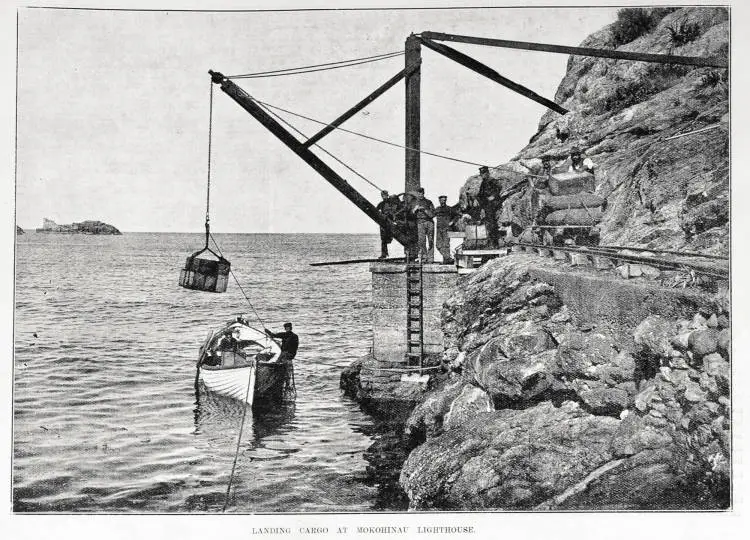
[717,328,730,355]
[400,401,621,509]
[443,385,495,430]
[633,315,675,357]
[688,329,719,358]
[404,378,469,439]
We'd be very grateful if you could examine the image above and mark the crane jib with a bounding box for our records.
[208,70,408,247]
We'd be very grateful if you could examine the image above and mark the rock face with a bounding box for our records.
[464,7,728,256]
[342,7,730,511]
[398,255,729,510]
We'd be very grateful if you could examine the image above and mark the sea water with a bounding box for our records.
[13,232,407,512]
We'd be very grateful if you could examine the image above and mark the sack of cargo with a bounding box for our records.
[463,224,488,248]
[541,192,605,211]
[545,207,603,226]
[548,171,595,196]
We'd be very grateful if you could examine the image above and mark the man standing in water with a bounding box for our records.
[265,322,299,362]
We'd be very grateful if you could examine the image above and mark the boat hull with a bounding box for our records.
[199,361,289,406]
[197,320,288,407]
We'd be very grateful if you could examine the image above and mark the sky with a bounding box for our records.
[14,5,620,233]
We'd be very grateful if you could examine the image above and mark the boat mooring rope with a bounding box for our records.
[222,365,255,512]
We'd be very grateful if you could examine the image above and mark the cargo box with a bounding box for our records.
[548,171,595,196]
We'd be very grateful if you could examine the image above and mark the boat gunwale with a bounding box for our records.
[200,359,289,372]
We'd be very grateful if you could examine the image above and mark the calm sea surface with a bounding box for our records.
[14,232,406,513]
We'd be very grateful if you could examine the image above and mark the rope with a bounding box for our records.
[248,93,385,192]
[209,232,268,331]
[250,97,490,168]
[227,51,404,79]
[222,365,254,512]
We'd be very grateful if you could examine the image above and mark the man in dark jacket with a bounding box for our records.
[477,166,501,248]
[411,187,436,263]
[265,322,299,362]
[376,190,401,259]
[435,195,459,264]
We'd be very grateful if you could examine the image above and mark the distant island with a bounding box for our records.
[36,218,121,235]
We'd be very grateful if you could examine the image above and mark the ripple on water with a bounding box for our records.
[14,233,402,513]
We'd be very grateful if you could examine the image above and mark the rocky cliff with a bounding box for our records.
[464,7,729,255]
[341,7,730,511]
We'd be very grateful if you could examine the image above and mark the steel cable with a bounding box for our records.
[253,97,489,168]
[227,51,404,79]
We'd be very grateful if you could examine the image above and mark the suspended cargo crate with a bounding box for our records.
[179,247,231,293]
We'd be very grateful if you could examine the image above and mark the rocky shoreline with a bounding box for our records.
[343,255,729,510]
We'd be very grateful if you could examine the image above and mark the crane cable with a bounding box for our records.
[204,80,214,247]
[226,50,404,79]
[251,97,490,168]
[246,91,386,193]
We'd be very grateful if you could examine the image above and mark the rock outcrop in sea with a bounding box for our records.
[36,218,121,235]
[342,7,729,511]
[16,225,24,235]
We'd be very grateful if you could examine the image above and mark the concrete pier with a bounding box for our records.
[370,262,458,364]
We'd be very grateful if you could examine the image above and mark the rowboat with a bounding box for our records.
[197,319,288,406]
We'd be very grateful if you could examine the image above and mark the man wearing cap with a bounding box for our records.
[435,195,459,264]
[375,190,402,259]
[410,187,436,263]
[265,322,299,362]
[567,146,595,174]
[477,166,501,248]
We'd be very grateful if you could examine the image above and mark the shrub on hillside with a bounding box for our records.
[611,7,678,47]
[612,8,653,46]
[667,19,702,47]
[592,63,694,114]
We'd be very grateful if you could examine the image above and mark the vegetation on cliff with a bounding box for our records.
[466,7,729,255]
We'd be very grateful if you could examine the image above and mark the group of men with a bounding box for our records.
[469,147,596,248]
[377,146,595,260]
[376,187,460,264]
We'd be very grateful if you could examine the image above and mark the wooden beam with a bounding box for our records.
[405,34,421,196]
[310,257,406,266]
[421,31,728,69]
[303,66,414,148]
[209,70,410,248]
[419,37,568,115]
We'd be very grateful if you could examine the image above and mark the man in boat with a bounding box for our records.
[265,322,299,362]
[376,190,402,260]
